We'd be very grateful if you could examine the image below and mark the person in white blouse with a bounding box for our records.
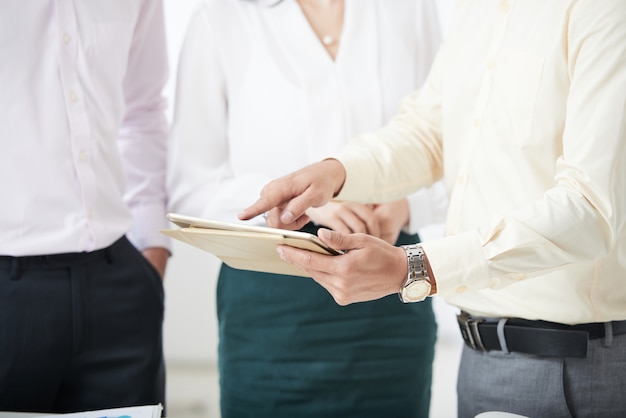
[0,1,169,413]
[167,0,447,416]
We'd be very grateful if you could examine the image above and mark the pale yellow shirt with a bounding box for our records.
[335,0,626,324]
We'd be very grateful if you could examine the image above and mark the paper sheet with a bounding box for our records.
[37,405,162,418]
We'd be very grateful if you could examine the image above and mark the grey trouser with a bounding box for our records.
[458,332,626,418]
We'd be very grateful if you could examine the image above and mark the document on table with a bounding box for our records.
[37,404,162,418]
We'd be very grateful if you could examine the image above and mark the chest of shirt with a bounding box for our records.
[441,1,570,148]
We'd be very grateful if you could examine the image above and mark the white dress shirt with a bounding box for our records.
[335,0,626,324]
[0,0,170,255]
[167,0,447,239]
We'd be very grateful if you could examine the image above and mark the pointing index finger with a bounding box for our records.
[238,196,274,221]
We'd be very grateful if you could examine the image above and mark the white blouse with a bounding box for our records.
[168,0,447,237]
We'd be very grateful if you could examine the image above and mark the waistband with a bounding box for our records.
[0,236,127,272]
[457,311,626,358]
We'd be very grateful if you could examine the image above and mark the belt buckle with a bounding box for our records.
[457,312,487,351]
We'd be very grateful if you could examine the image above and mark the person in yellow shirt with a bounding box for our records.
[239,1,626,417]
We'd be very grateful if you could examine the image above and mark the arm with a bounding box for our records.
[167,5,228,220]
[117,0,170,275]
[167,4,291,225]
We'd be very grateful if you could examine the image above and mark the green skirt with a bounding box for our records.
[217,225,437,418]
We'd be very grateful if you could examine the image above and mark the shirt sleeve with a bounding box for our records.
[117,0,170,251]
[166,4,273,225]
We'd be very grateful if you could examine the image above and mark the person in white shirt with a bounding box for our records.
[239,1,626,417]
[0,0,170,413]
[167,0,447,416]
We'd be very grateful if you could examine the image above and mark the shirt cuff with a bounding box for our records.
[127,203,172,252]
[420,230,489,302]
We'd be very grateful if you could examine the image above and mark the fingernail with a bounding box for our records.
[319,228,331,240]
[280,210,294,224]
[277,246,285,260]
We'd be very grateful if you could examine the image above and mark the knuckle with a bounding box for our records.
[333,293,350,306]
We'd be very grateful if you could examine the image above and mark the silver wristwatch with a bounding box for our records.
[399,244,431,303]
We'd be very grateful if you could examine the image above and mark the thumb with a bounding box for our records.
[318,228,361,251]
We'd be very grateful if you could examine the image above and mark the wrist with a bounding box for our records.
[321,158,346,197]
[423,249,437,296]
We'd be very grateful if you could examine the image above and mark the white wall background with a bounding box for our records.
[161,0,459,365]
[162,0,219,365]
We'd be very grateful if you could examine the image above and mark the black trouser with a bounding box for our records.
[0,236,165,413]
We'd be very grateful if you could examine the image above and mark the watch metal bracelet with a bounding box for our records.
[399,244,431,303]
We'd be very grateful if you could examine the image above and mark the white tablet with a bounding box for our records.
[163,213,343,277]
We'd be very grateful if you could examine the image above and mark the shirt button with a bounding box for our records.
[69,92,78,102]
[456,285,468,294]
[487,60,495,70]
[473,118,481,127]
[500,0,511,13]
[78,150,87,161]
[457,175,467,186]
[63,33,72,44]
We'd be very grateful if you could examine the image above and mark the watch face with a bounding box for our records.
[402,280,431,303]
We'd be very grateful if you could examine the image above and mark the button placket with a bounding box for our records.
[55,0,97,247]
[449,1,514,235]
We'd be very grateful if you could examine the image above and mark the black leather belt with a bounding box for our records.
[457,311,626,358]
